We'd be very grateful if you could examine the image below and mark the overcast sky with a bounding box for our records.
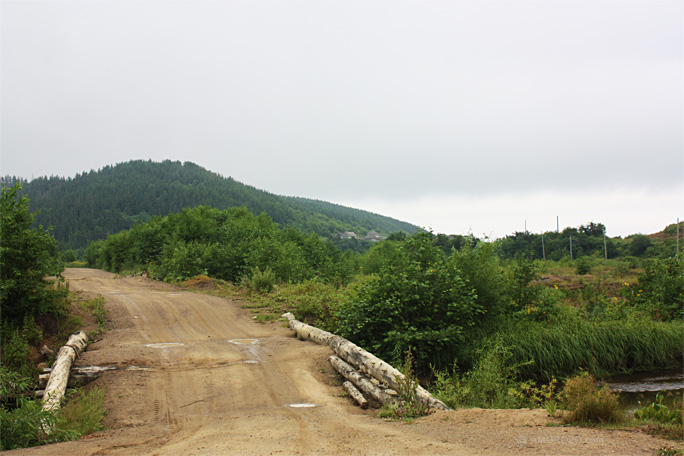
[1,0,682,238]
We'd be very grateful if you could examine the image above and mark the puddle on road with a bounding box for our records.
[227,339,259,345]
[288,403,317,408]
[145,343,185,349]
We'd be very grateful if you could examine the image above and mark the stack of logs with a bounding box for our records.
[282,312,450,411]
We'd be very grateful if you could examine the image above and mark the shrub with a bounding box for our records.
[561,371,623,424]
[575,256,593,275]
[379,349,430,420]
[242,266,277,293]
[0,327,30,373]
[0,367,78,450]
[613,261,631,277]
[432,337,526,409]
[634,393,683,425]
[626,256,683,321]
[57,387,107,436]
[337,231,479,373]
[1,183,64,325]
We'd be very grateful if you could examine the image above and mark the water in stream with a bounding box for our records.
[606,368,684,412]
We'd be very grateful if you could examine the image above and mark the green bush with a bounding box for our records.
[575,256,593,275]
[613,260,631,277]
[242,266,277,293]
[1,183,65,325]
[432,337,526,409]
[0,367,78,450]
[57,387,107,437]
[0,327,31,373]
[379,349,431,420]
[634,393,683,425]
[338,231,479,373]
[625,256,683,321]
[561,371,623,424]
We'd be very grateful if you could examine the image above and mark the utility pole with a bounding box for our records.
[677,217,680,256]
[570,235,573,261]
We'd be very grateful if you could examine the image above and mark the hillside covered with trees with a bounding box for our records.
[2,160,417,251]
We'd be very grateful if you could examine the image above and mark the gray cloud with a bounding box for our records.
[1,0,681,234]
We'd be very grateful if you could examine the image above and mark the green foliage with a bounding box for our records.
[613,260,631,277]
[432,337,526,409]
[0,367,78,450]
[575,256,594,275]
[634,393,683,425]
[272,280,353,331]
[338,231,479,373]
[80,296,107,337]
[629,234,653,257]
[0,397,76,450]
[624,256,684,321]
[635,393,684,442]
[510,377,561,412]
[500,316,684,382]
[57,387,107,437]
[561,371,623,424]
[451,241,510,319]
[0,327,31,372]
[13,160,416,251]
[0,365,31,399]
[89,205,355,286]
[509,254,541,312]
[242,266,277,293]
[1,183,65,325]
[379,349,431,420]
[0,368,107,451]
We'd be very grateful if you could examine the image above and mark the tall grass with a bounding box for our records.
[501,317,684,382]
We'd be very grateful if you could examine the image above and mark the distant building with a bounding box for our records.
[363,231,386,242]
[338,231,359,240]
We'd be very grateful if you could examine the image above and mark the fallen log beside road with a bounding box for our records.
[41,331,89,414]
[342,381,369,409]
[282,313,449,411]
[330,355,395,407]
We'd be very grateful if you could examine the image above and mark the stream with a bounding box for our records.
[606,367,684,412]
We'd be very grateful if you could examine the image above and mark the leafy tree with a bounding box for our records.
[629,234,652,257]
[338,231,479,373]
[0,184,64,324]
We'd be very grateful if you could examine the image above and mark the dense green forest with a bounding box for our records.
[1,160,417,251]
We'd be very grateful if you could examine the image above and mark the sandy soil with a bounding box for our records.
[6,269,674,456]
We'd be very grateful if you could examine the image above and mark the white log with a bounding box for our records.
[41,331,88,414]
[282,313,449,411]
[330,355,395,407]
[342,381,369,409]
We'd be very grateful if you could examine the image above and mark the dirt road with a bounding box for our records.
[8,269,674,455]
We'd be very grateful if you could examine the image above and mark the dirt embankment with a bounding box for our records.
[7,269,674,456]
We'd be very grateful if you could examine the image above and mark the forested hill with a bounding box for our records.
[4,160,417,250]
